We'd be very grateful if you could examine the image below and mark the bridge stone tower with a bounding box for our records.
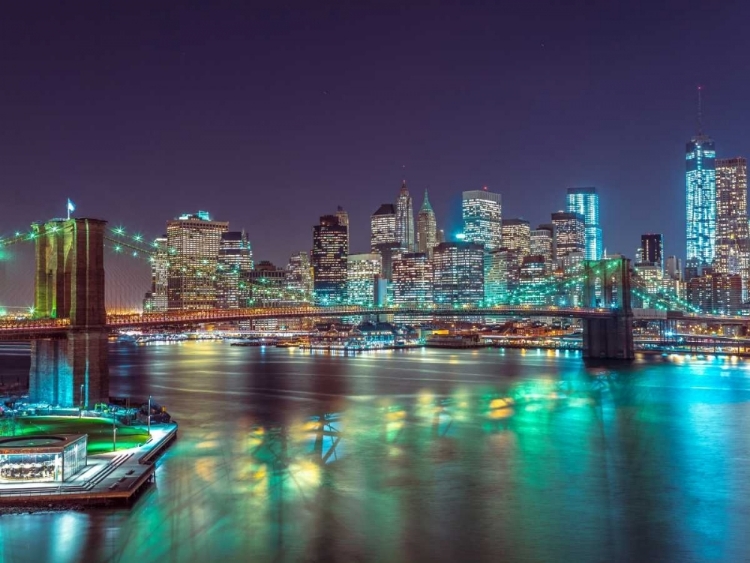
[29,218,109,407]
[581,257,634,361]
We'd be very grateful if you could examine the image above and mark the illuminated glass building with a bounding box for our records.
[143,236,168,312]
[392,253,433,306]
[485,249,511,305]
[501,218,531,266]
[715,157,749,297]
[686,131,716,265]
[167,212,228,310]
[551,211,585,258]
[566,187,602,260]
[417,190,438,257]
[313,215,348,305]
[531,225,555,265]
[395,181,416,251]
[335,206,350,254]
[347,253,382,306]
[217,231,253,309]
[517,255,553,305]
[286,251,313,302]
[462,188,502,250]
[433,242,485,307]
[248,261,289,306]
[370,203,397,251]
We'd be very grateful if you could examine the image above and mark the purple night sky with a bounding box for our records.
[1,2,750,306]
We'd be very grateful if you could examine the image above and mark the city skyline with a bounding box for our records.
[1,3,750,271]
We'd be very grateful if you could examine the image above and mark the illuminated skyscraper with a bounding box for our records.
[335,206,350,254]
[395,181,415,251]
[433,242,485,307]
[370,203,397,250]
[686,101,716,265]
[143,236,168,312]
[551,211,585,258]
[501,219,531,263]
[640,234,663,268]
[167,212,228,310]
[566,187,602,260]
[217,231,253,309]
[715,157,749,296]
[462,188,502,250]
[417,190,438,257]
[347,253,381,306]
[531,226,555,265]
[286,251,313,302]
[312,214,348,305]
[392,253,433,306]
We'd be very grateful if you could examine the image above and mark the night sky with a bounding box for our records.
[2,2,750,302]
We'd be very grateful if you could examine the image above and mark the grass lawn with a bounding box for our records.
[0,416,150,454]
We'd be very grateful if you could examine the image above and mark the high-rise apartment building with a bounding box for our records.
[286,251,313,302]
[395,181,415,251]
[551,211,585,258]
[417,190,438,257]
[166,212,228,310]
[433,242,485,307]
[392,253,433,306]
[686,124,716,265]
[347,253,381,306]
[641,234,663,267]
[217,231,253,309]
[143,236,168,312]
[312,214,348,305]
[715,157,749,296]
[566,187,602,260]
[371,203,397,250]
[462,188,502,250]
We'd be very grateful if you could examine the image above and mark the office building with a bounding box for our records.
[286,251,313,302]
[248,261,288,306]
[566,187,602,260]
[641,234,664,268]
[462,188,502,250]
[335,206,350,254]
[531,226,555,265]
[167,212,228,310]
[686,122,716,265]
[392,253,433,307]
[687,272,742,315]
[417,190,438,256]
[371,203,397,250]
[217,231,253,309]
[313,214,348,305]
[715,157,749,296]
[347,253,382,306]
[433,242,485,307]
[395,181,415,251]
[666,255,683,281]
[501,218,531,266]
[518,255,552,306]
[551,211,585,258]
[143,236,168,312]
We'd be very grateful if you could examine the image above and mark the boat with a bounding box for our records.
[276,339,303,348]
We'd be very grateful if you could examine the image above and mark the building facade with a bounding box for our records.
[417,190,438,257]
[566,187,602,260]
[347,253,382,306]
[144,236,168,312]
[286,251,313,303]
[462,188,502,250]
[166,212,228,310]
[551,211,585,258]
[531,226,555,265]
[715,157,749,298]
[501,218,531,265]
[395,181,415,251]
[686,132,716,265]
[217,231,253,309]
[371,203,397,251]
[392,253,433,307]
[640,234,663,268]
[433,242,485,307]
[312,215,348,305]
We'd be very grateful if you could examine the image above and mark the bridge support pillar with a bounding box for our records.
[29,333,109,409]
[582,313,634,361]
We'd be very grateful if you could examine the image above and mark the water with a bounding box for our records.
[1,343,750,562]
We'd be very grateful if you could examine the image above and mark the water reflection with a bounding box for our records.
[2,344,750,562]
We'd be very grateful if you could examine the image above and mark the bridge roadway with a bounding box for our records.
[0,305,746,339]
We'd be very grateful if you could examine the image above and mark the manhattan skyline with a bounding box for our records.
[1,3,750,269]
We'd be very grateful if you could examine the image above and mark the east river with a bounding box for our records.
[2,343,750,562]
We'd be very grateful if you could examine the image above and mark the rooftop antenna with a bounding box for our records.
[697,85,703,134]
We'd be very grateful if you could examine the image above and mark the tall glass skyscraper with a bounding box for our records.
[462,188,502,250]
[566,187,602,260]
[395,181,415,252]
[417,190,437,257]
[312,215,348,305]
[716,157,749,298]
[686,132,716,265]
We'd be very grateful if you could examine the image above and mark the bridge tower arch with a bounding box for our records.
[581,257,634,361]
[29,218,110,407]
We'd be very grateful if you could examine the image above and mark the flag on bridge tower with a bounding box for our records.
[67,198,75,220]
